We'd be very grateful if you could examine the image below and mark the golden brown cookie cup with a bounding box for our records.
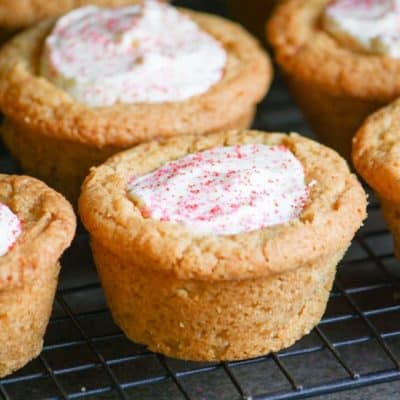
[267,0,400,162]
[353,99,400,261]
[79,130,366,361]
[0,10,271,204]
[0,263,61,377]
[0,175,76,377]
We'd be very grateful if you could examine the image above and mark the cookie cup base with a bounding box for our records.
[91,240,344,361]
[0,263,60,378]
[1,108,255,204]
[286,76,383,163]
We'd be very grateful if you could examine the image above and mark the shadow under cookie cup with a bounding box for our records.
[0,9,271,205]
[353,98,400,263]
[0,174,76,377]
[267,0,400,163]
[79,130,367,361]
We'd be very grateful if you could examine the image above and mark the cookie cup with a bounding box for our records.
[79,130,366,361]
[0,174,76,377]
[267,0,400,162]
[0,10,271,203]
[353,99,400,259]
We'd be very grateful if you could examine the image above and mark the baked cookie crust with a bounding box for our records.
[79,130,366,361]
[0,174,76,377]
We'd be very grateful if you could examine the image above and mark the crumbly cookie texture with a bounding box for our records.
[0,0,156,29]
[0,174,76,377]
[80,130,366,361]
[92,239,342,361]
[80,130,366,281]
[0,10,271,148]
[0,263,60,377]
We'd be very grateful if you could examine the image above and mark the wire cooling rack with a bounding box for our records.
[2,2,400,399]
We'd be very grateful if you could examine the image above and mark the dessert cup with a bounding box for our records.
[0,4,271,203]
[0,174,76,377]
[267,0,400,162]
[80,129,366,361]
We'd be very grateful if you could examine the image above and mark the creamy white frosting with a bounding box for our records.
[127,145,309,236]
[41,1,227,107]
[0,203,22,256]
[323,0,400,58]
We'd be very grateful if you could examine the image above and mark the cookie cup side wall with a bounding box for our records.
[91,239,345,361]
[0,263,60,378]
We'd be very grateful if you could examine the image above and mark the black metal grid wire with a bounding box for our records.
[2,2,400,398]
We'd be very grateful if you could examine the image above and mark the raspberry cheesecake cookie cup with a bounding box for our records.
[0,174,75,377]
[0,1,271,203]
[353,99,400,260]
[79,130,366,361]
[268,0,400,162]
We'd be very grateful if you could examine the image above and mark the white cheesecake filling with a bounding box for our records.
[323,0,400,58]
[41,1,227,107]
[127,144,309,236]
[0,203,22,256]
